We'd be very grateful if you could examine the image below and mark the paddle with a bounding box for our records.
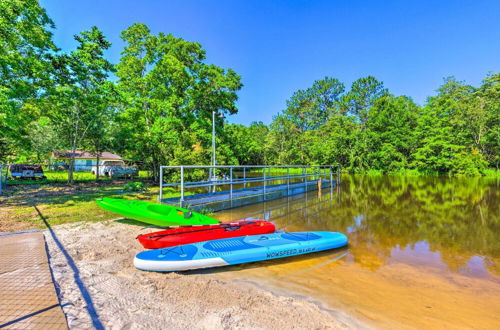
[141,221,257,240]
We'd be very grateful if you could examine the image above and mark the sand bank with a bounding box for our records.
[44,220,360,329]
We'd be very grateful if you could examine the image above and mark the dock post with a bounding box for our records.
[330,166,334,200]
[180,166,184,208]
[263,167,266,201]
[337,165,341,186]
[230,167,233,200]
[159,166,163,202]
[287,167,290,196]
[303,167,306,189]
[243,167,246,188]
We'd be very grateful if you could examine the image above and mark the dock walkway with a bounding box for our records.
[0,232,67,329]
[164,179,334,211]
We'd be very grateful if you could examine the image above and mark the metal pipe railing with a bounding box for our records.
[160,172,329,188]
[159,164,340,204]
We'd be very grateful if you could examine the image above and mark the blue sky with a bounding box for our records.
[41,0,500,125]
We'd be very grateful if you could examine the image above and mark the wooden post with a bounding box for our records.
[317,178,322,199]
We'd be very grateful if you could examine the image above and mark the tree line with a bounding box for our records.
[228,74,499,175]
[1,0,498,184]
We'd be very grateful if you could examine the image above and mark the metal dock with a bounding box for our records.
[159,165,340,212]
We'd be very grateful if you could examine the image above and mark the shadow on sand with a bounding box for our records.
[34,205,105,330]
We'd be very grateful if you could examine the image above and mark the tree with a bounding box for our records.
[340,77,388,171]
[48,26,114,184]
[316,114,357,168]
[410,77,492,174]
[27,117,62,163]
[343,76,387,126]
[476,73,499,169]
[265,73,497,174]
[83,82,119,181]
[115,23,242,180]
[366,95,418,171]
[266,114,305,165]
[0,0,57,160]
[225,122,269,165]
[283,77,345,131]
[411,78,467,172]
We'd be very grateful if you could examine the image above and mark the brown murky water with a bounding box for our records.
[213,175,500,329]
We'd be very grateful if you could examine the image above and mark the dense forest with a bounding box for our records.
[1,0,498,182]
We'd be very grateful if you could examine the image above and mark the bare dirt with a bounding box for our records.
[44,220,359,329]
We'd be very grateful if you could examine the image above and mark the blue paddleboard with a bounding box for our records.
[134,231,348,272]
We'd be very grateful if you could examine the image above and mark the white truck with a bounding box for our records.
[91,160,138,178]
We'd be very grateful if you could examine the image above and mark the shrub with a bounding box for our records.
[450,150,488,176]
[123,181,146,192]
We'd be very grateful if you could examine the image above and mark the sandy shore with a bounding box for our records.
[43,220,360,329]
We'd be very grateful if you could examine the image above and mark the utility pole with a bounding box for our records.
[210,111,217,193]
[212,110,216,171]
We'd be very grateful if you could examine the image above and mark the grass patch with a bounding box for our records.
[0,183,183,231]
[6,170,151,185]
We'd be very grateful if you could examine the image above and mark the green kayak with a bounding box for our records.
[96,198,220,227]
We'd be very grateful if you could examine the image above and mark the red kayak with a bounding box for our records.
[137,220,276,249]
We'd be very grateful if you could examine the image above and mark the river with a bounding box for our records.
[212,174,500,328]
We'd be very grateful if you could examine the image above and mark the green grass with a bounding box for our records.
[0,184,184,231]
[6,170,151,185]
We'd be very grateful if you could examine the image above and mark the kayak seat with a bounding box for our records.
[225,226,241,232]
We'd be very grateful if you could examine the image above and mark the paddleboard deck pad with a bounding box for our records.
[134,231,348,271]
[96,198,220,227]
[137,220,276,249]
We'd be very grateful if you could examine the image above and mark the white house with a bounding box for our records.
[51,150,123,172]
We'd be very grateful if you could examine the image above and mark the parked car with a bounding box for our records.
[9,164,47,180]
[91,160,138,178]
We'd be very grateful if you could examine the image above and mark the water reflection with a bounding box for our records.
[217,174,500,279]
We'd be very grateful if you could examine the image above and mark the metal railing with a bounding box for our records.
[159,165,341,207]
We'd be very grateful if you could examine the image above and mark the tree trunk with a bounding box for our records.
[152,161,158,183]
[95,152,100,182]
[68,155,75,185]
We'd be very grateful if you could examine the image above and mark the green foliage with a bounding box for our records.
[47,26,115,183]
[225,122,269,165]
[0,0,57,161]
[366,96,418,171]
[123,181,146,192]
[284,77,344,131]
[114,23,242,179]
[27,117,62,162]
[262,74,499,175]
[1,1,498,177]
[450,151,488,176]
[343,76,388,125]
